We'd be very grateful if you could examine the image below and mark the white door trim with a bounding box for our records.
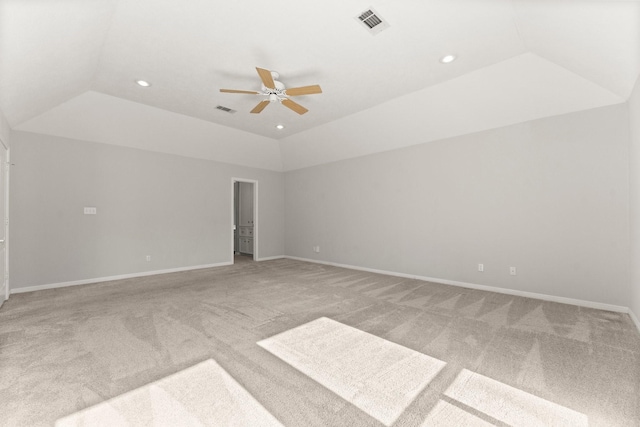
[4,148,9,302]
[0,143,8,304]
[231,178,258,262]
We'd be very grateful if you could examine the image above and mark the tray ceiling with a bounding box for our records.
[1,0,638,170]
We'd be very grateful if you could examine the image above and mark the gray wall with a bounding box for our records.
[285,104,631,307]
[10,131,284,289]
[629,76,640,322]
[8,99,638,312]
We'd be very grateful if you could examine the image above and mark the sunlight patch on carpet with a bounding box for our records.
[55,359,283,427]
[420,400,494,426]
[257,317,446,426]
[443,369,588,426]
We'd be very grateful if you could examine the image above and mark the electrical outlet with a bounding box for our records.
[478,263,484,272]
[83,207,97,215]
[146,255,151,262]
[510,266,516,276]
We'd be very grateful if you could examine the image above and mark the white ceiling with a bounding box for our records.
[1,0,639,170]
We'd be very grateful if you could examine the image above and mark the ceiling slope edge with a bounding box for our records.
[15,91,283,172]
[8,87,92,129]
[511,0,640,99]
[0,0,120,128]
[528,50,640,101]
[279,52,625,171]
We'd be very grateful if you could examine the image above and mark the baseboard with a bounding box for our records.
[10,262,233,295]
[284,256,629,314]
[255,255,285,262]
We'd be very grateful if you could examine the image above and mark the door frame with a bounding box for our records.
[0,138,8,304]
[231,178,258,262]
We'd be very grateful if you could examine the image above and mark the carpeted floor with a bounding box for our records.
[1,258,639,426]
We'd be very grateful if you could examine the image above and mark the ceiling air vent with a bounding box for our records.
[216,105,236,114]
[355,7,390,35]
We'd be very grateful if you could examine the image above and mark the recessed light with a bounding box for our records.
[275,124,285,130]
[440,55,457,64]
[136,80,151,87]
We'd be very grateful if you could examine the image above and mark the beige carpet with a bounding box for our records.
[1,258,639,426]
[55,359,283,427]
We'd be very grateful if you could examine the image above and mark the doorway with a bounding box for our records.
[232,178,258,263]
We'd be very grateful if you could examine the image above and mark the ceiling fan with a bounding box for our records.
[220,67,322,115]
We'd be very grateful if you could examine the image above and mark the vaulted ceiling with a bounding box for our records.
[1,0,638,171]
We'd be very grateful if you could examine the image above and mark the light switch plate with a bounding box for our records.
[84,207,97,215]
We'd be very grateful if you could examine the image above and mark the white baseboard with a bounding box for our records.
[255,255,285,262]
[10,262,232,295]
[284,256,630,314]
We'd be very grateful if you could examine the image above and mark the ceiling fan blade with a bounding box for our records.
[281,98,308,115]
[220,89,260,94]
[256,67,275,89]
[250,100,270,114]
[285,85,322,96]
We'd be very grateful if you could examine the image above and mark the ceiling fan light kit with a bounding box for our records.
[220,67,322,115]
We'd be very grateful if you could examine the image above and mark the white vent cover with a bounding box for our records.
[216,105,236,113]
[355,7,390,35]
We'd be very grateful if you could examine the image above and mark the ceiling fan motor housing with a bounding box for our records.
[263,79,286,96]
[220,67,321,115]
